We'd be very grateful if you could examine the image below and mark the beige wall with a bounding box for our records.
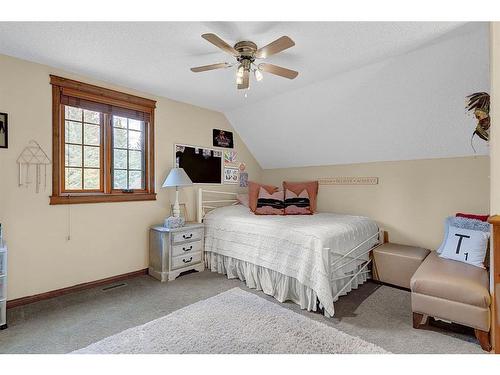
[0,53,262,300]
[262,156,490,250]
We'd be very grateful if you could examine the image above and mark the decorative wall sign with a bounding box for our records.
[17,140,51,193]
[223,167,239,184]
[319,177,378,185]
[239,172,248,187]
[224,150,237,164]
[0,112,8,149]
[213,129,234,148]
[466,92,490,152]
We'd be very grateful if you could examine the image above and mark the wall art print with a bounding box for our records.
[223,167,239,184]
[213,129,234,148]
[466,92,490,152]
[0,113,8,149]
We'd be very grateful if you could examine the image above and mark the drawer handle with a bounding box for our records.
[182,245,193,252]
[182,257,193,263]
[182,234,193,240]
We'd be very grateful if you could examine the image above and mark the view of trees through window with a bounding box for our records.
[64,106,102,191]
[112,116,145,190]
[63,106,145,192]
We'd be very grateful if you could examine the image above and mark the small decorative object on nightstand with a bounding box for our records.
[162,167,193,229]
[149,222,204,282]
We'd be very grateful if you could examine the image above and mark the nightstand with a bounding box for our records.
[148,223,205,282]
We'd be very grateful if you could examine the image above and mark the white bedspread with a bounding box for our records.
[204,205,379,316]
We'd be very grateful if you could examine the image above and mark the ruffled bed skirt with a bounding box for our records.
[205,251,370,317]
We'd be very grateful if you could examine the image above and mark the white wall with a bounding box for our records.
[227,23,490,169]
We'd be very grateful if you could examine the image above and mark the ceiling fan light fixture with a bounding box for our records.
[191,34,298,92]
[254,69,263,82]
[236,64,245,84]
[236,64,244,78]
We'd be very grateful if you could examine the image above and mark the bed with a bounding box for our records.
[197,189,383,317]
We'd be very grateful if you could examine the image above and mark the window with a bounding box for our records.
[64,106,103,191]
[112,116,145,191]
[50,75,156,204]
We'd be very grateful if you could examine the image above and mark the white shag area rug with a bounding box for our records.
[73,288,388,354]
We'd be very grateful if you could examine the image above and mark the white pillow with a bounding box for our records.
[438,226,489,268]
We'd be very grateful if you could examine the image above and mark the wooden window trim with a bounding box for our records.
[50,75,157,205]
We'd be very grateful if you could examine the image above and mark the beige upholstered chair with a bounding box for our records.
[410,251,491,351]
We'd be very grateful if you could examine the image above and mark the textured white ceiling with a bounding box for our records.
[227,23,490,168]
[0,22,489,168]
[0,22,466,112]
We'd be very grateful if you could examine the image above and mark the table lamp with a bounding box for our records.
[162,167,193,228]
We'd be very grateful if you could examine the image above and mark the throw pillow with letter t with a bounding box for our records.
[438,226,489,268]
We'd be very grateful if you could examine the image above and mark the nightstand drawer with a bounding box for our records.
[172,229,203,244]
[172,240,202,257]
[171,252,202,270]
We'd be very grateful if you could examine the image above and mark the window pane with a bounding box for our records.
[65,121,82,144]
[65,168,82,190]
[111,115,146,191]
[65,144,82,167]
[84,124,100,145]
[128,130,142,150]
[113,169,127,189]
[128,150,142,170]
[114,149,127,169]
[84,168,100,189]
[84,146,100,168]
[113,128,128,148]
[65,106,82,121]
[83,110,100,124]
[113,116,127,129]
[129,171,143,189]
[129,119,143,131]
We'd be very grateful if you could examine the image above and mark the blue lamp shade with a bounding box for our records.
[162,168,193,188]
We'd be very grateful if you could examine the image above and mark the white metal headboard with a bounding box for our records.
[196,188,239,223]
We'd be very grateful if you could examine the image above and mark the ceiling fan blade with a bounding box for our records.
[190,63,230,73]
[259,63,298,79]
[202,33,239,57]
[255,36,295,59]
[237,69,249,90]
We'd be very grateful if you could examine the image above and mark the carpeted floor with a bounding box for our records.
[0,271,485,354]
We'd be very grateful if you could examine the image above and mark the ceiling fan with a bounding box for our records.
[190,33,299,90]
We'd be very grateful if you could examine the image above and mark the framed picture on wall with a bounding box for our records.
[0,113,8,149]
[213,129,234,148]
[223,167,239,184]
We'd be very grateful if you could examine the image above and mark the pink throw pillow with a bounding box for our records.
[284,189,312,215]
[236,193,250,207]
[255,187,284,215]
[283,181,319,212]
[248,181,279,212]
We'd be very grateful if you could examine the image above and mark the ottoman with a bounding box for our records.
[410,251,491,351]
[372,243,430,289]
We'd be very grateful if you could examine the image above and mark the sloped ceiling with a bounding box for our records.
[0,22,490,168]
[226,23,490,168]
